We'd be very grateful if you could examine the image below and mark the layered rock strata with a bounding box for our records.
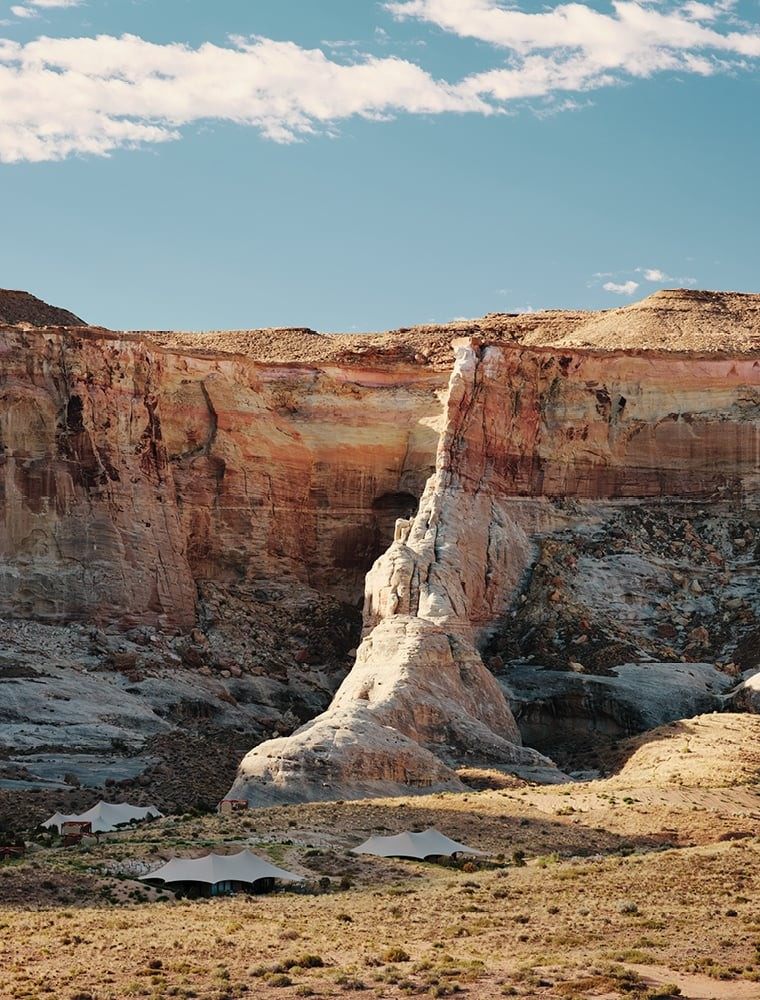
[0,325,445,626]
[229,335,759,804]
[0,289,758,814]
[228,344,561,806]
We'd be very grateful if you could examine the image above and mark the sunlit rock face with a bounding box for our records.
[229,338,758,804]
[0,291,758,807]
[0,326,445,627]
[447,344,759,501]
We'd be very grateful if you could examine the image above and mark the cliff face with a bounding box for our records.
[0,290,758,817]
[0,326,445,626]
[229,337,758,804]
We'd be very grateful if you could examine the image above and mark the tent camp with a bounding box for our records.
[352,828,487,861]
[141,849,302,896]
[42,801,162,834]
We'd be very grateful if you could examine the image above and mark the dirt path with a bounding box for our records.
[628,963,760,999]
[523,785,760,818]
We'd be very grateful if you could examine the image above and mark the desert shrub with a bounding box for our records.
[382,947,410,963]
[265,972,292,987]
[334,974,366,990]
[296,955,324,969]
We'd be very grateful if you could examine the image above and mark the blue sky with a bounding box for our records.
[0,0,758,331]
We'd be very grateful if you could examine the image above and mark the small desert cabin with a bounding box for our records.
[352,828,486,861]
[141,849,302,897]
[42,802,162,835]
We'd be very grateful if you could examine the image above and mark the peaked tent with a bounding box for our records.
[41,812,67,831]
[141,849,302,889]
[42,801,161,834]
[352,828,487,860]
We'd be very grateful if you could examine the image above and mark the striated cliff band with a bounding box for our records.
[0,288,758,821]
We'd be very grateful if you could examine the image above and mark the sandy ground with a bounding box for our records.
[3,714,760,1000]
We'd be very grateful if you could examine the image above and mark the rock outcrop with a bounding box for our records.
[0,289,86,328]
[228,344,562,806]
[0,289,757,814]
[229,329,758,805]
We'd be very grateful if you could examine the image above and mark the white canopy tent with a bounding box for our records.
[141,849,302,891]
[352,828,487,860]
[42,801,162,834]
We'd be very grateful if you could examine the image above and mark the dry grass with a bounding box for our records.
[145,290,760,366]
[3,714,760,1000]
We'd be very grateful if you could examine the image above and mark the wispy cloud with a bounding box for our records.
[0,34,490,163]
[0,0,758,162]
[11,0,83,15]
[635,265,698,285]
[639,267,669,282]
[387,0,760,95]
[592,263,698,294]
[603,279,640,295]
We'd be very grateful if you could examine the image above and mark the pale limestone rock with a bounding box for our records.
[229,616,555,806]
[228,344,561,806]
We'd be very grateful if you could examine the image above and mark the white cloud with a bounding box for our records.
[603,280,640,295]
[11,0,82,20]
[682,2,719,20]
[388,0,760,102]
[636,266,699,284]
[0,0,758,162]
[640,267,669,281]
[0,34,490,162]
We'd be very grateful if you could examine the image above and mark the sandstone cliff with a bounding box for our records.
[228,329,758,804]
[0,325,445,626]
[0,289,758,819]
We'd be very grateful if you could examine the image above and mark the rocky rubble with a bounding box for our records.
[0,581,361,830]
[485,502,758,674]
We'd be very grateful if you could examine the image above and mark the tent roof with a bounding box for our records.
[352,827,487,860]
[141,849,302,886]
[42,801,161,834]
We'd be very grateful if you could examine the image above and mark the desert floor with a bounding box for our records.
[3,714,760,1000]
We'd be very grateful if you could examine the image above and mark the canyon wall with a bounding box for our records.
[0,326,446,627]
[229,338,759,804]
[0,289,758,812]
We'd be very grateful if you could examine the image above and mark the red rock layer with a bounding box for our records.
[0,326,445,627]
[449,342,759,501]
